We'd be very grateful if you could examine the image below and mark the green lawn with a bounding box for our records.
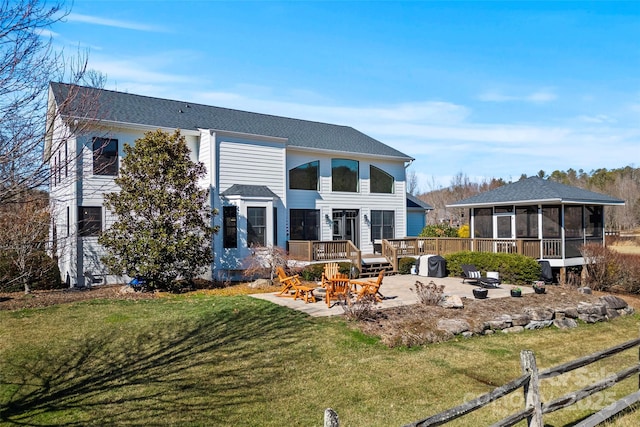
[1,294,639,426]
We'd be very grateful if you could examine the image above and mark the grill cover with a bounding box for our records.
[427,256,447,278]
[539,260,553,283]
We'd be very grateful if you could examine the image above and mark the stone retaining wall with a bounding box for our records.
[437,294,635,337]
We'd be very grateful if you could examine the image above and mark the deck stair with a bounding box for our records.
[359,256,393,278]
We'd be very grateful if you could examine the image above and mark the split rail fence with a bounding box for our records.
[324,338,640,427]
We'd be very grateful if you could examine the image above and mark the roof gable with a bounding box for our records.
[50,82,412,161]
[448,177,625,207]
[407,193,433,210]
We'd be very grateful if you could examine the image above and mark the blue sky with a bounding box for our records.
[50,1,640,192]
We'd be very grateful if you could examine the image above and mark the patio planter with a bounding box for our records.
[473,288,488,299]
[510,289,522,297]
[533,281,546,294]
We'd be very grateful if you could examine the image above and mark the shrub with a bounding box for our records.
[33,254,62,290]
[242,246,291,281]
[0,252,62,292]
[398,257,416,274]
[299,263,325,281]
[581,243,640,293]
[299,262,353,281]
[566,266,583,288]
[457,224,470,238]
[419,224,459,238]
[341,295,377,321]
[412,280,444,306]
[338,262,353,276]
[444,251,540,285]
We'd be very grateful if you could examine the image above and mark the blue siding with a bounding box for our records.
[407,211,425,236]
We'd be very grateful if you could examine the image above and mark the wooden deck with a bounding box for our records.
[288,237,604,273]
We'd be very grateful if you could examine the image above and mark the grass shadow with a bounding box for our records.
[0,297,312,425]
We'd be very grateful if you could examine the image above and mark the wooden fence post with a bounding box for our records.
[521,350,543,427]
[324,408,339,427]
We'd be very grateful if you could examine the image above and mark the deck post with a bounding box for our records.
[392,247,398,272]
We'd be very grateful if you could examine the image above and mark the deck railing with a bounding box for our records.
[289,237,600,271]
[384,238,568,261]
[288,240,361,268]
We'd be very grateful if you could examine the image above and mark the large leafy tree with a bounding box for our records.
[99,130,216,290]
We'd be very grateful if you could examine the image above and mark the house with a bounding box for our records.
[45,83,421,286]
[446,176,625,279]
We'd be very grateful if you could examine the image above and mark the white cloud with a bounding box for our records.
[196,92,470,127]
[478,89,557,103]
[36,28,59,38]
[526,90,557,103]
[66,13,164,32]
[477,91,515,102]
[577,114,617,124]
[98,62,189,85]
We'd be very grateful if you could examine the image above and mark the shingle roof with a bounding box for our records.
[447,177,625,207]
[50,82,412,161]
[221,184,279,198]
[407,193,433,210]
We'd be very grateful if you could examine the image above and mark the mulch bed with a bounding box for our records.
[0,285,156,311]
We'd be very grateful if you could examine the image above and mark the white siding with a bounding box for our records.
[56,127,206,286]
[197,130,214,187]
[213,136,286,278]
[218,137,285,197]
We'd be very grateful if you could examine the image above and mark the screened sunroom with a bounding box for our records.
[447,177,625,268]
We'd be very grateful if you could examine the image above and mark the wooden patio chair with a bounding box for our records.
[275,266,316,303]
[461,264,500,288]
[321,262,340,288]
[350,270,385,303]
[325,273,352,308]
[275,266,296,297]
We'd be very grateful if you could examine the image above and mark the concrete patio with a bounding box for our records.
[251,274,531,317]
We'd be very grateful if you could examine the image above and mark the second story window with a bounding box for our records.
[370,165,394,193]
[332,159,359,192]
[289,160,319,190]
[93,137,118,175]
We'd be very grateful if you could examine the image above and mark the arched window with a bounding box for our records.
[289,160,319,190]
[332,159,359,192]
[370,165,394,193]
